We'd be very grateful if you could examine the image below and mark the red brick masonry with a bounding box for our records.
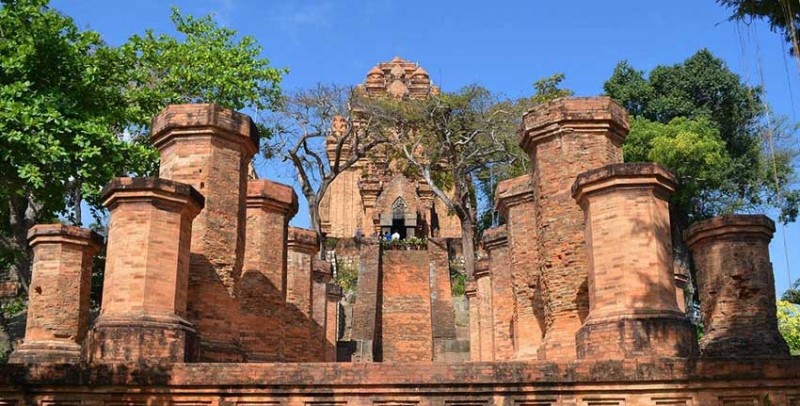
[1,359,800,405]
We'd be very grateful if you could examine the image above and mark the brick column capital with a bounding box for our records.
[572,163,677,206]
[685,214,775,248]
[520,97,629,153]
[465,281,478,298]
[101,177,205,215]
[474,257,490,279]
[288,227,319,256]
[247,179,298,218]
[326,283,343,301]
[151,103,259,156]
[27,224,103,254]
[482,227,508,253]
[313,258,332,283]
[495,174,534,216]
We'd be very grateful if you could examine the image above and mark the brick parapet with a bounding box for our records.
[520,97,629,152]
[9,225,102,364]
[685,214,788,357]
[86,177,203,364]
[2,358,800,404]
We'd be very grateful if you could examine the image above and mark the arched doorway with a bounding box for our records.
[392,198,407,239]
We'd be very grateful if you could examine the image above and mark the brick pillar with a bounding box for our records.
[520,97,629,361]
[572,164,696,359]
[685,214,789,357]
[284,227,319,362]
[87,177,204,363]
[9,225,101,363]
[325,283,342,362]
[429,238,457,361]
[483,227,514,361]
[495,175,543,360]
[465,281,480,361]
[152,104,258,362]
[240,179,297,361]
[312,258,333,361]
[474,257,494,361]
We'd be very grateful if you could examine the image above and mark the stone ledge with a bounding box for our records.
[571,163,677,204]
[521,97,629,150]
[685,214,775,247]
[100,177,205,210]
[288,227,319,254]
[495,174,534,215]
[482,227,508,251]
[247,179,299,216]
[151,103,259,154]
[2,358,800,387]
[26,224,104,248]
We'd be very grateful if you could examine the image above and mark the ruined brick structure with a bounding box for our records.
[3,63,799,404]
[319,57,461,239]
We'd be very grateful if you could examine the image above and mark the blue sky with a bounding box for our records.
[53,0,800,295]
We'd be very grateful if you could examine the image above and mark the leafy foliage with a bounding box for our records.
[777,300,800,355]
[605,49,799,225]
[119,8,286,135]
[783,278,800,304]
[717,0,800,47]
[333,262,358,293]
[384,85,520,278]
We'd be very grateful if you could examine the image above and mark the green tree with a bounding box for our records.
[0,0,286,361]
[717,0,800,48]
[777,300,800,355]
[783,279,800,304]
[387,85,519,279]
[119,8,286,135]
[604,50,799,226]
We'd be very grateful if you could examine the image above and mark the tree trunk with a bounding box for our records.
[461,214,476,280]
[7,196,32,294]
[670,207,694,311]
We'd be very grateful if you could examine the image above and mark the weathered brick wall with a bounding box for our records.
[428,238,458,361]
[465,281,479,361]
[152,104,259,362]
[325,283,343,361]
[495,175,542,360]
[284,227,319,362]
[350,239,381,361]
[520,97,628,361]
[84,177,204,364]
[240,179,297,362]
[686,215,789,357]
[2,359,800,405]
[483,227,514,361]
[572,164,696,359]
[381,250,434,362]
[475,257,494,361]
[9,225,101,363]
[312,259,332,361]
